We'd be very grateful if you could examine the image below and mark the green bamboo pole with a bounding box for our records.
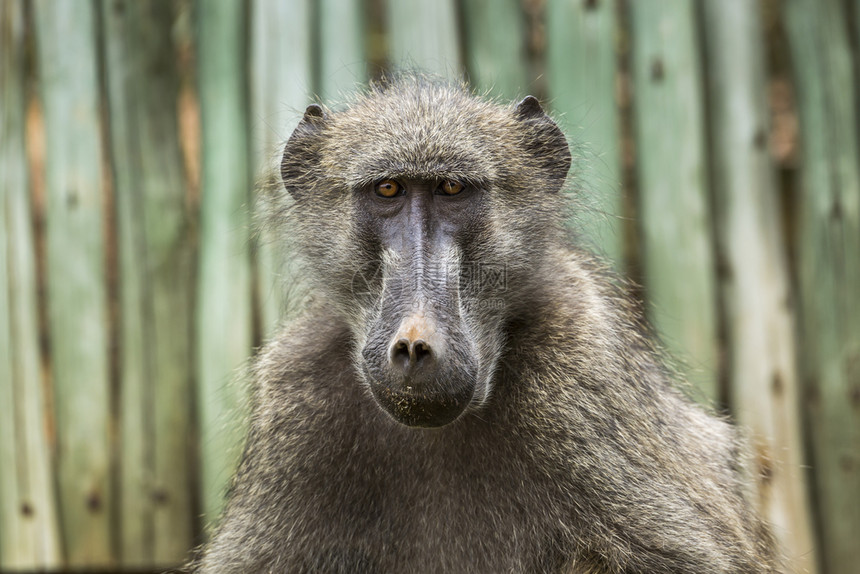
[0,232,16,569]
[1,3,62,568]
[196,0,254,528]
[386,0,462,77]
[785,1,860,571]
[33,0,114,566]
[546,0,623,266]
[101,0,195,566]
[250,0,313,334]
[629,0,718,401]
[318,0,366,102]
[0,207,17,569]
[701,1,817,570]
[460,0,528,99]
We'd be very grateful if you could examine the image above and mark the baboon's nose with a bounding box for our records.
[391,337,432,365]
[388,315,439,373]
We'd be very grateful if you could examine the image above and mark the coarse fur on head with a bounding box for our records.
[269,74,572,427]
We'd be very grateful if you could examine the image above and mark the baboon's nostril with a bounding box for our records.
[389,337,434,370]
[413,340,432,362]
[388,314,440,373]
[392,338,411,363]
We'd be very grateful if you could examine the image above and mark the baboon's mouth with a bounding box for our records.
[359,297,480,427]
[367,378,475,428]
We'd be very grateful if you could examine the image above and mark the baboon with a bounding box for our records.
[191,76,779,573]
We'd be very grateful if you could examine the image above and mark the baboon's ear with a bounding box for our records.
[515,95,544,120]
[514,96,571,192]
[281,104,328,197]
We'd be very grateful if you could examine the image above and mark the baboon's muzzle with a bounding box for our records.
[360,267,479,428]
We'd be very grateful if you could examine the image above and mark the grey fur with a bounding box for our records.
[189,76,779,573]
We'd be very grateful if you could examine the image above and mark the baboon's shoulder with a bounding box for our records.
[252,308,356,398]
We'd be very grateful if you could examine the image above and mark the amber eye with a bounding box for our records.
[438,180,465,195]
[374,179,403,198]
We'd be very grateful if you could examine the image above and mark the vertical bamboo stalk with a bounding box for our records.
[546,0,623,266]
[629,0,719,401]
[460,0,528,99]
[0,203,18,569]
[250,0,313,334]
[101,0,195,566]
[33,0,114,566]
[701,1,817,570]
[0,235,17,568]
[785,1,860,571]
[1,2,62,568]
[318,0,366,102]
[387,0,462,77]
[196,0,253,528]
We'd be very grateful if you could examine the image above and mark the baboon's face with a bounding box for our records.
[353,176,497,427]
[279,81,570,428]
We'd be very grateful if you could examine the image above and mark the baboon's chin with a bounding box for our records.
[362,365,477,428]
[369,381,474,428]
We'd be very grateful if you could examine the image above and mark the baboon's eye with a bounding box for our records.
[438,180,465,196]
[375,179,404,198]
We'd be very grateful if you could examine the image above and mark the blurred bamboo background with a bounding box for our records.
[1,0,858,572]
